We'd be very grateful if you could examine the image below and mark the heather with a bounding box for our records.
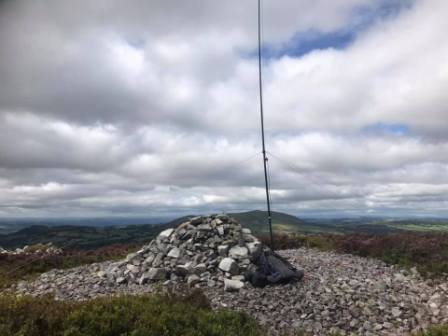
[0,290,262,336]
[260,232,448,277]
[0,244,138,289]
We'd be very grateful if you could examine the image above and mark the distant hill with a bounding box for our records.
[230,210,305,233]
[0,210,308,249]
[165,210,340,234]
[0,223,174,250]
[2,211,448,250]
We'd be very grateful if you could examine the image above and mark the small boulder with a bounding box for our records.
[187,274,201,286]
[194,263,207,274]
[146,268,166,280]
[218,245,229,256]
[116,277,127,284]
[158,228,175,239]
[190,216,203,225]
[167,247,181,258]
[246,242,261,255]
[224,279,244,292]
[126,264,140,274]
[175,263,192,276]
[218,257,239,275]
[229,245,249,259]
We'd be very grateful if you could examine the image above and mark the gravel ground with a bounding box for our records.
[10,248,448,336]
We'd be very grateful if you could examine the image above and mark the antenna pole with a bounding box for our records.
[257,0,274,249]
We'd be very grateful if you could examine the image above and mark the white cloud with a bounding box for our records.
[0,0,447,218]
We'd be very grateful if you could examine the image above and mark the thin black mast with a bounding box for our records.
[257,0,274,249]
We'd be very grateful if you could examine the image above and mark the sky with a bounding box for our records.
[1,0,448,219]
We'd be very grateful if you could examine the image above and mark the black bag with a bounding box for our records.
[246,250,304,287]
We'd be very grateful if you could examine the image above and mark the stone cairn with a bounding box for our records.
[106,214,262,291]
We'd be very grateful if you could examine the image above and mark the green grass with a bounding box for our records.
[391,223,448,232]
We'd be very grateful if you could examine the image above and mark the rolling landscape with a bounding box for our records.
[2,0,448,335]
[1,210,448,250]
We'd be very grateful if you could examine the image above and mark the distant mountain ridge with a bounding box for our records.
[0,210,305,249]
[1,210,448,250]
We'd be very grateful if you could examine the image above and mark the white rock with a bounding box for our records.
[126,264,139,274]
[158,228,174,239]
[229,245,249,259]
[167,247,181,258]
[97,271,107,278]
[224,279,244,292]
[246,242,261,255]
[218,257,239,275]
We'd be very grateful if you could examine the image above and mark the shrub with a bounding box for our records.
[413,325,448,336]
[0,244,139,290]
[258,232,448,279]
[333,233,448,277]
[0,291,264,336]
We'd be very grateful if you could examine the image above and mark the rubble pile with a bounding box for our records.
[11,214,448,335]
[0,243,62,256]
[102,214,261,291]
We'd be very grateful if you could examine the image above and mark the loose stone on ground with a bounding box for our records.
[9,214,448,336]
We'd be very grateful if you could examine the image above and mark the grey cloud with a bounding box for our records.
[1,0,448,218]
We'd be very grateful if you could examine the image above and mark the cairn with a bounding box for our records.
[104,214,262,291]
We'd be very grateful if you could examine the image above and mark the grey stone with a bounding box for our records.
[194,263,207,274]
[217,245,229,256]
[126,264,139,274]
[190,216,203,225]
[175,264,192,276]
[146,268,166,280]
[116,277,126,284]
[152,254,164,267]
[198,223,212,231]
[187,274,201,286]
[143,254,155,265]
[392,307,402,317]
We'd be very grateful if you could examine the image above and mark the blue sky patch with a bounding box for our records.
[363,122,410,136]
[256,0,414,59]
[125,36,146,49]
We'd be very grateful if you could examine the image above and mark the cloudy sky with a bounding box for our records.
[1,0,448,219]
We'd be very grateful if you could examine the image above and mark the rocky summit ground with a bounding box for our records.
[7,214,448,336]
